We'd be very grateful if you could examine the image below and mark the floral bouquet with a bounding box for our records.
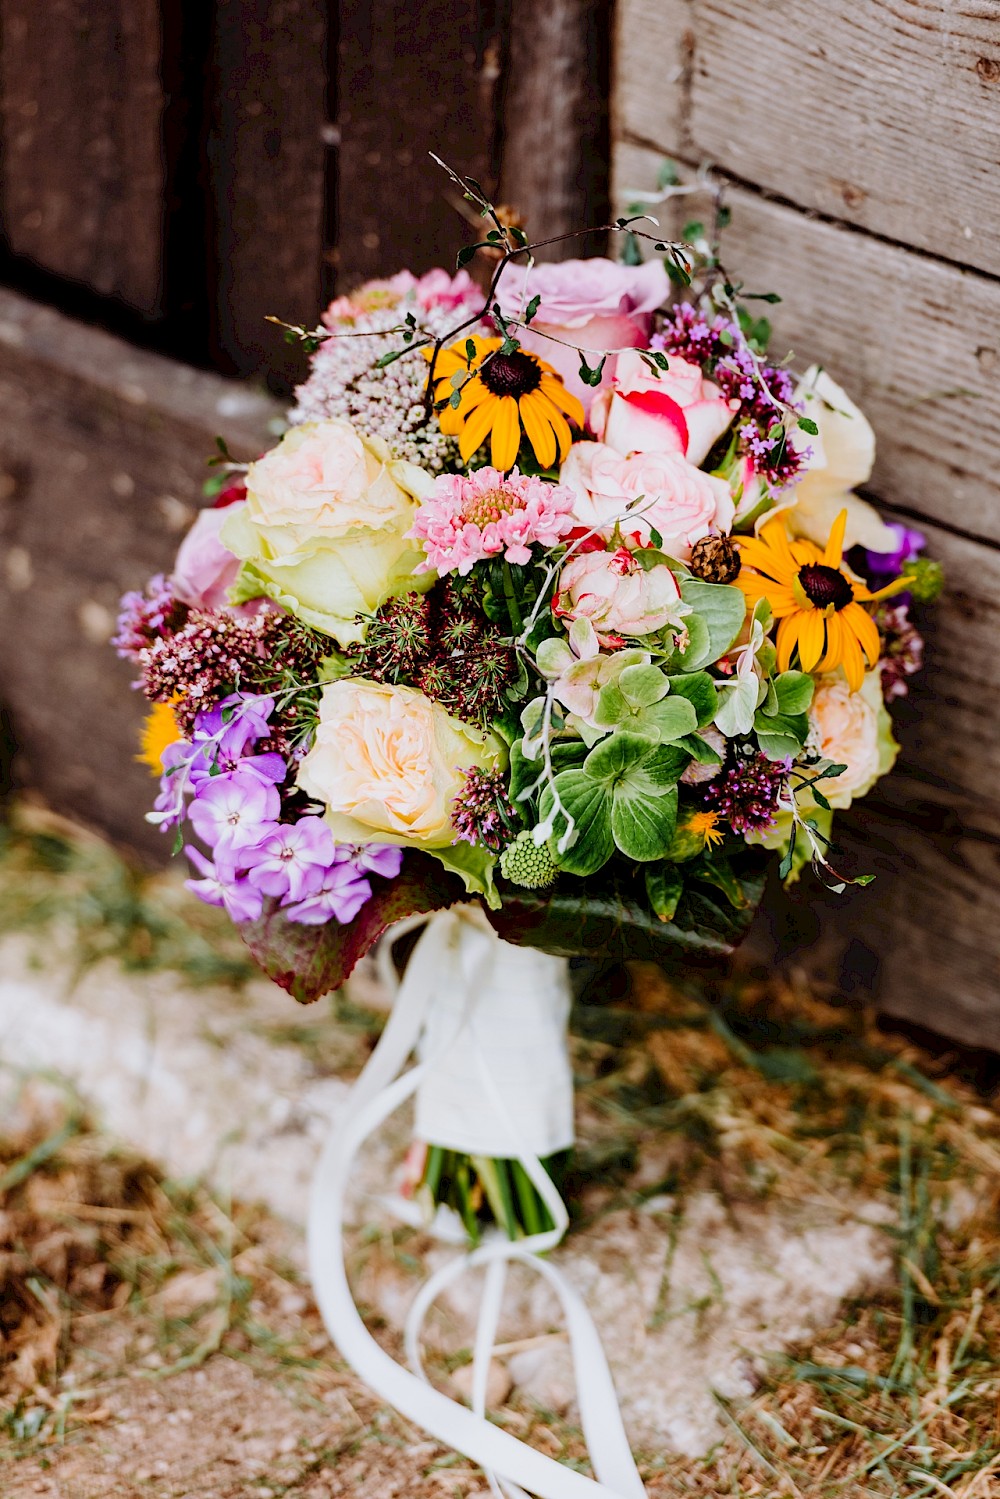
[116,166,940,1495]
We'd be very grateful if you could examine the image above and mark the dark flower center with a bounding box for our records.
[479,350,542,399]
[797,563,854,611]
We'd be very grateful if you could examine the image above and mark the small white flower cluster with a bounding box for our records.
[290,298,480,474]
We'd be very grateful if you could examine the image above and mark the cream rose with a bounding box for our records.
[222,420,433,646]
[560,441,734,557]
[296,680,503,848]
[807,671,897,808]
[590,349,737,465]
[784,367,896,552]
[554,546,683,646]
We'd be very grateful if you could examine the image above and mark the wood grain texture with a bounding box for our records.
[616,0,1000,277]
[335,0,505,288]
[744,507,1000,1053]
[0,0,164,314]
[207,0,330,384]
[615,140,1000,546]
[499,0,612,257]
[0,289,281,857]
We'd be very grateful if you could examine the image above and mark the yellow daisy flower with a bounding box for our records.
[138,701,182,774]
[735,510,907,692]
[426,335,584,472]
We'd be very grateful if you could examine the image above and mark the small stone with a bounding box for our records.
[450,1358,513,1409]
[688,534,741,585]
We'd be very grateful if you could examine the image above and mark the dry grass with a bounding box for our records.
[0,800,998,1495]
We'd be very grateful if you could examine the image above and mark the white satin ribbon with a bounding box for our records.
[308,907,646,1499]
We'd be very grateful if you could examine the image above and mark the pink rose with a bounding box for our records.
[494,258,671,418]
[560,442,735,559]
[413,267,479,312]
[590,349,737,464]
[554,545,682,647]
[172,503,258,614]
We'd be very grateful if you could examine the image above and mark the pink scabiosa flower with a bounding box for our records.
[408,467,576,576]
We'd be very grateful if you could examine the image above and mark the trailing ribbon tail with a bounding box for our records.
[307,908,647,1499]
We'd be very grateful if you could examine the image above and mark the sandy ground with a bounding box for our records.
[0,933,897,1464]
[1,831,998,1498]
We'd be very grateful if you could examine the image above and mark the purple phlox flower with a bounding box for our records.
[147,739,198,830]
[862,522,925,581]
[246,817,339,902]
[193,692,275,757]
[281,863,374,926]
[189,748,286,791]
[344,843,405,879]
[189,769,281,854]
[184,846,264,924]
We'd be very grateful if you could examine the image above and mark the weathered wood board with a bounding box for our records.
[208,0,330,384]
[616,0,1000,278]
[0,289,281,858]
[614,140,1000,547]
[500,0,612,252]
[612,12,1000,1047]
[335,1,507,288]
[0,0,165,314]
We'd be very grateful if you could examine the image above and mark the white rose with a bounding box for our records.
[807,671,896,808]
[222,420,433,645]
[783,368,896,552]
[297,679,503,847]
[560,441,734,558]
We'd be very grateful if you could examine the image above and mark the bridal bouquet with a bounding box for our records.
[115,176,939,1240]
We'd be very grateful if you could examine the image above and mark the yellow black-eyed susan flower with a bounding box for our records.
[426,335,584,472]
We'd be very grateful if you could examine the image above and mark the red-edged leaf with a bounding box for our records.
[239,854,467,1003]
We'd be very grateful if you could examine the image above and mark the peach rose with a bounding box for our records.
[221,420,433,645]
[559,441,735,558]
[807,673,892,808]
[494,258,671,418]
[590,349,737,464]
[296,680,503,848]
[554,546,683,646]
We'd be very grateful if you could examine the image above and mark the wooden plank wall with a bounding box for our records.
[612,0,1000,1049]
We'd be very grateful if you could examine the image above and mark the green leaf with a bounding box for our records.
[668,612,712,671]
[797,416,819,436]
[583,731,653,785]
[431,842,500,907]
[676,732,723,767]
[714,676,759,738]
[618,663,670,710]
[665,672,718,727]
[524,294,541,325]
[773,671,815,716]
[757,729,802,761]
[488,849,768,969]
[693,853,748,909]
[578,352,607,387]
[754,708,809,752]
[678,578,747,663]
[645,863,684,922]
[611,782,677,862]
[643,694,698,743]
[542,771,615,876]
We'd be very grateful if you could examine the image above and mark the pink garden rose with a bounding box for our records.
[554,545,683,647]
[413,267,479,312]
[173,503,257,614]
[560,442,735,559]
[590,349,737,464]
[494,258,671,418]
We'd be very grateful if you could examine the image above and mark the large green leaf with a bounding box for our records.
[541,770,615,876]
[240,853,467,1003]
[611,782,677,861]
[679,578,747,661]
[665,671,719,727]
[489,850,767,971]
